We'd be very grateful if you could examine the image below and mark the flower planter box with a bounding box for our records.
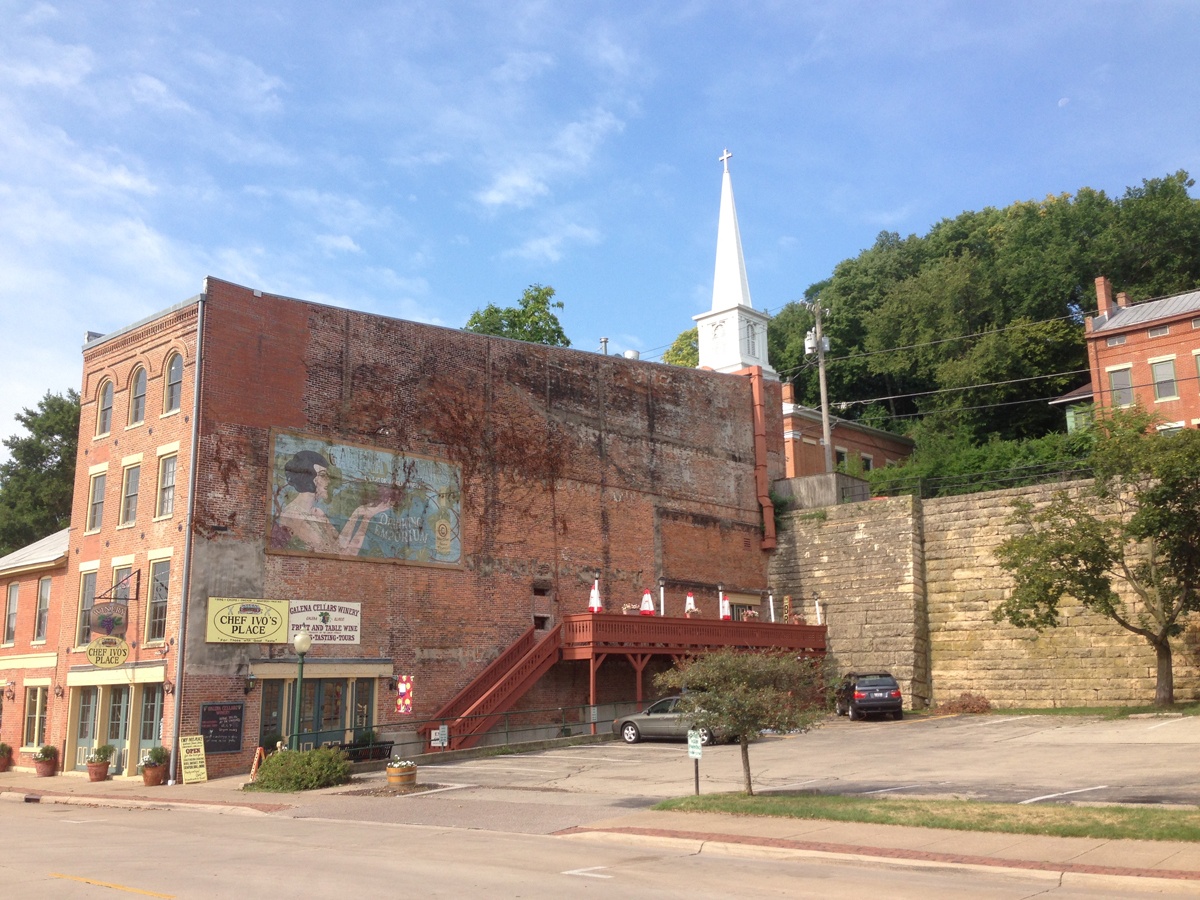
[87,761,110,782]
[0,756,11,773]
[142,764,167,787]
[385,766,417,786]
[34,758,57,777]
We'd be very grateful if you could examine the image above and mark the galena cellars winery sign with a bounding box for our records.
[206,599,290,643]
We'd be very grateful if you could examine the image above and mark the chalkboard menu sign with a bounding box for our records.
[200,702,244,754]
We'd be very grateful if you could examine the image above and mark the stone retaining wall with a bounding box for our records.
[771,480,1200,708]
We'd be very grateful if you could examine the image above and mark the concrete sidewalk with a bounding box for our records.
[4,768,1200,892]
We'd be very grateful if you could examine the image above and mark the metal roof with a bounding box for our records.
[1092,288,1200,333]
[0,528,69,575]
[1048,381,1094,406]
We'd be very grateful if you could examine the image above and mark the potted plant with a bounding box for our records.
[140,746,170,787]
[0,742,11,773]
[86,744,115,782]
[33,744,58,777]
[385,755,417,786]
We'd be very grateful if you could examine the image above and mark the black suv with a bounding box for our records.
[835,672,903,720]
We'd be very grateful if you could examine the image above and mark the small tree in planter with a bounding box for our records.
[85,744,115,782]
[33,744,58,777]
[141,746,170,786]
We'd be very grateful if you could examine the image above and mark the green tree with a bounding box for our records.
[662,327,698,367]
[993,412,1200,706]
[464,284,570,347]
[0,390,80,556]
[655,649,827,794]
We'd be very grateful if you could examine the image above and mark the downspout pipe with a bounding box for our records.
[168,287,206,783]
[747,366,777,551]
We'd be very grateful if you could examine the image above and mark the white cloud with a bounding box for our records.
[476,170,550,209]
[316,234,362,255]
[503,222,600,263]
[0,37,93,89]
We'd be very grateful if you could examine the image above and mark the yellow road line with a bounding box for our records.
[51,873,174,898]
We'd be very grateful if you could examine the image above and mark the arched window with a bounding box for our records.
[129,367,147,425]
[164,354,183,413]
[97,381,113,435]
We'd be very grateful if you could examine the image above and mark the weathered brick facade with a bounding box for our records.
[2,277,783,778]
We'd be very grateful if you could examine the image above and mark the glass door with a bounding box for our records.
[137,685,163,769]
[260,680,284,751]
[74,687,99,770]
[106,686,131,773]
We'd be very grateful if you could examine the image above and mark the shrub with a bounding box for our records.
[33,744,58,762]
[86,744,115,763]
[935,692,992,714]
[142,746,170,767]
[0,742,11,760]
[250,747,351,792]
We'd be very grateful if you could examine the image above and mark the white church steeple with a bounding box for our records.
[694,149,776,377]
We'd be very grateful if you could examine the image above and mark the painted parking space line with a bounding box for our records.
[562,866,612,879]
[52,874,174,898]
[860,784,924,795]
[420,764,561,773]
[537,754,645,762]
[961,716,1036,727]
[1148,717,1189,730]
[1018,785,1108,805]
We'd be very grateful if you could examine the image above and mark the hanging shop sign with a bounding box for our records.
[289,602,361,644]
[206,598,290,643]
[86,635,130,668]
[90,601,129,638]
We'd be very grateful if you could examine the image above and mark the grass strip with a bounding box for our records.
[654,793,1200,842]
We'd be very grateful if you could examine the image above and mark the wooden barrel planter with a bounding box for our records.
[385,765,417,786]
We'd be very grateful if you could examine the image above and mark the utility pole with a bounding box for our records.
[808,301,834,474]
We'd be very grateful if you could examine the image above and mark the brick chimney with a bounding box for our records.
[781,382,796,404]
[1095,276,1117,317]
[1116,291,1129,308]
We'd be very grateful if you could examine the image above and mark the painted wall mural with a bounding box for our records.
[268,431,462,566]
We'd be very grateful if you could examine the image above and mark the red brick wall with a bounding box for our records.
[1088,309,1200,427]
[181,278,780,774]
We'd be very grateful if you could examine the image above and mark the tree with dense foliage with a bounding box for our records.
[0,390,80,557]
[768,172,1200,447]
[661,327,698,367]
[993,412,1200,706]
[655,649,827,794]
[464,284,570,347]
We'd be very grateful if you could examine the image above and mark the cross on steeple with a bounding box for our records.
[719,148,732,172]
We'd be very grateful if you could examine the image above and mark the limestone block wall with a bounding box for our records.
[771,478,1200,709]
[771,495,929,708]
[923,482,1200,708]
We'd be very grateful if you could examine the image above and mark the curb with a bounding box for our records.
[556,826,1200,894]
[0,788,273,816]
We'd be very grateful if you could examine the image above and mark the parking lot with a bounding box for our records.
[423,712,1200,806]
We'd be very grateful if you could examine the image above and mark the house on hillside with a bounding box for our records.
[1085,275,1200,431]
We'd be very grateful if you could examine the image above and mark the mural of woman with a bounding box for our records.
[275,450,393,556]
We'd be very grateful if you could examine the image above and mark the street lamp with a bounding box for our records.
[290,630,312,751]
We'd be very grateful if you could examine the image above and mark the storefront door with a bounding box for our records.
[137,685,163,768]
[106,686,131,772]
[74,686,99,770]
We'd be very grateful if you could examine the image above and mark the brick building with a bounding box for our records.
[0,277,793,778]
[780,383,914,477]
[1085,275,1200,430]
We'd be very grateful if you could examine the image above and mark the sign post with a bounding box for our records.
[687,729,703,796]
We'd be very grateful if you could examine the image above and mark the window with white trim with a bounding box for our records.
[77,571,96,647]
[24,686,48,747]
[3,583,16,644]
[147,559,169,643]
[120,465,140,525]
[860,454,873,472]
[164,353,183,413]
[86,473,105,531]
[129,367,147,425]
[96,380,113,435]
[1105,334,1126,347]
[1151,359,1178,401]
[34,577,50,642]
[156,455,176,518]
[1108,368,1133,407]
[113,565,133,602]
[1148,324,1170,338]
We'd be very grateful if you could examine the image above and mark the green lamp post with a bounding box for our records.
[289,630,312,751]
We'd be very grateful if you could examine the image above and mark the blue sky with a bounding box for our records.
[2,1,1199,457]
